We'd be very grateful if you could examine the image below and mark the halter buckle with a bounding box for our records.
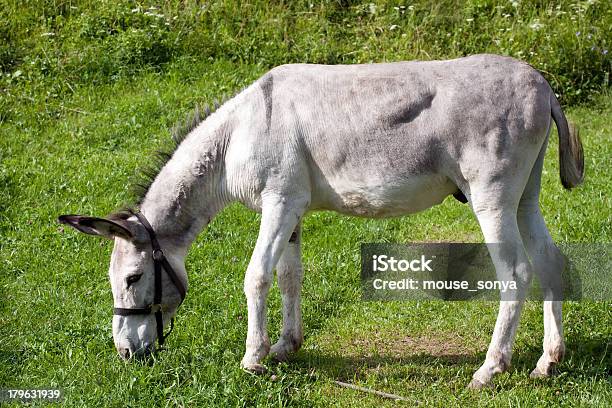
[152,249,164,261]
[150,303,164,313]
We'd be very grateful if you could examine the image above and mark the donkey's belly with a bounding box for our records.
[311,173,457,218]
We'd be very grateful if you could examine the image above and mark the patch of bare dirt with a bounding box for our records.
[345,330,480,360]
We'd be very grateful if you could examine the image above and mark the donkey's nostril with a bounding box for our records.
[119,348,132,360]
[133,343,154,359]
[144,343,154,355]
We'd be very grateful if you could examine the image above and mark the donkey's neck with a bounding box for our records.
[139,109,234,247]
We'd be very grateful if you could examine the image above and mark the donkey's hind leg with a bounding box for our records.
[517,139,566,378]
[270,223,304,362]
[468,187,534,389]
[241,194,309,373]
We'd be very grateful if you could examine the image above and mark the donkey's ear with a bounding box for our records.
[58,214,134,240]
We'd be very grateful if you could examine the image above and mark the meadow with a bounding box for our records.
[1,1,610,406]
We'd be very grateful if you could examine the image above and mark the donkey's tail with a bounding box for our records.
[550,92,584,189]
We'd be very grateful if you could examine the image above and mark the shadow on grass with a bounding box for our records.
[285,332,610,386]
[291,349,484,384]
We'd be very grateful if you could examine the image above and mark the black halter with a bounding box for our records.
[113,210,187,347]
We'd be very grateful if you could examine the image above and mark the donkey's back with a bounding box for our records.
[227,54,566,217]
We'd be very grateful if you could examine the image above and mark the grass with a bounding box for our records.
[0,59,610,406]
[1,0,610,112]
[1,1,611,406]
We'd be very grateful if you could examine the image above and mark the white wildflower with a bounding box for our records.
[529,20,544,30]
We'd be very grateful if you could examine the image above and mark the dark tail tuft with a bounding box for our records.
[551,93,584,189]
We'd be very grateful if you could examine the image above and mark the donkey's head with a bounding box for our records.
[58,212,187,360]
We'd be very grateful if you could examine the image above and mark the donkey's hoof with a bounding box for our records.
[467,378,493,390]
[529,369,547,379]
[270,340,299,362]
[530,365,557,379]
[269,349,289,363]
[241,361,267,375]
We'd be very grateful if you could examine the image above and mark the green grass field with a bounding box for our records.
[1,1,611,406]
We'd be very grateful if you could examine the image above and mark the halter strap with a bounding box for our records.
[112,209,186,347]
[132,210,187,299]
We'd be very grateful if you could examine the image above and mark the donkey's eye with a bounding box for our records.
[126,274,142,287]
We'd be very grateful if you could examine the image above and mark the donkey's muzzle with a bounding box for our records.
[117,343,154,361]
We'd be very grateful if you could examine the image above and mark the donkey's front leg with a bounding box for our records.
[240,195,308,373]
[270,223,303,362]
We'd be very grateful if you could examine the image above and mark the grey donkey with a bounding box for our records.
[59,54,584,389]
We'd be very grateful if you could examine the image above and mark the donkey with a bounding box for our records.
[59,54,583,389]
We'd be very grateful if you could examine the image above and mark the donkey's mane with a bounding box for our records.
[131,99,226,205]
